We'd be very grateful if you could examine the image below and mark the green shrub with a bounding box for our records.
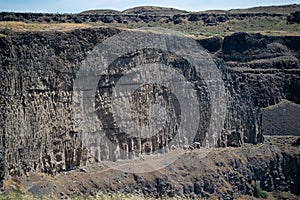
[254,183,268,199]
[0,190,25,200]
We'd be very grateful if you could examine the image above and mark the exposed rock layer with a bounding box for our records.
[0,29,299,192]
[13,136,300,199]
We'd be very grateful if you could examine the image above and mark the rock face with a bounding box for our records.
[214,32,300,144]
[287,11,300,24]
[0,28,299,191]
[14,136,300,199]
[0,28,122,185]
[262,100,300,136]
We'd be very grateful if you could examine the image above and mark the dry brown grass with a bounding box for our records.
[1,21,299,38]
[0,21,91,31]
[4,177,26,193]
[257,30,300,36]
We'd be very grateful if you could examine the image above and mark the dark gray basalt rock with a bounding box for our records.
[262,101,300,136]
[196,37,222,53]
[215,32,300,139]
[18,136,300,198]
[0,29,299,190]
[0,28,122,187]
[287,11,300,24]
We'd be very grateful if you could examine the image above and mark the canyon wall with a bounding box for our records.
[28,136,298,199]
[0,28,299,189]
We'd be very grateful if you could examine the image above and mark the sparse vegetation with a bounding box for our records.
[0,191,155,200]
[254,183,268,199]
[0,4,299,37]
[229,4,300,14]
[0,191,269,200]
[0,21,91,31]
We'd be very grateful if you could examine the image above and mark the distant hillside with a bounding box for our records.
[80,9,120,15]
[81,4,300,16]
[229,4,300,14]
[122,6,188,15]
[81,6,188,16]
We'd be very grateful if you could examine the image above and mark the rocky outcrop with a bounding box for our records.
[14,136,300,199]
[196,37,222,53]
[0,28,122,186]
[0,28,299,192]
[218,33,300,104]
[287,11,300,24]
[213,32,300,141]
[0,9,289,25]
[110,137,299,198]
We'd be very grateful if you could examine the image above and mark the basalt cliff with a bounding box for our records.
[0,11,300,198]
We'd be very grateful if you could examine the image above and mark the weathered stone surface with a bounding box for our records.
[214,32,300,144]
[0,29,299,191]
[0,28,122,187]
[13,136,300,198]
[262,100,300,136]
